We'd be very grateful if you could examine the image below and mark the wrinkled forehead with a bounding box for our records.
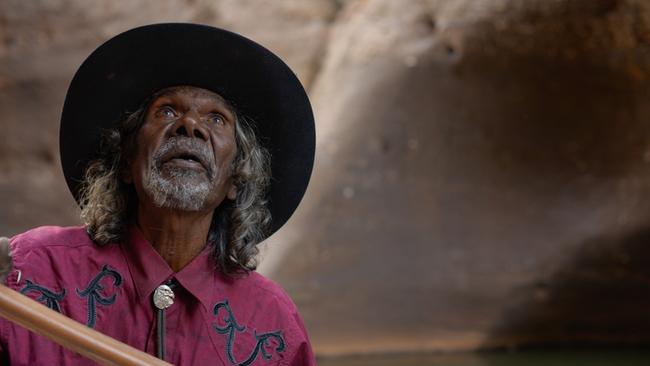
[150,85,236,112]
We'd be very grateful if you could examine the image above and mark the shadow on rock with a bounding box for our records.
[482,227,650,350]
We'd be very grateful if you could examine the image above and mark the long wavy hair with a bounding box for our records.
[79,93,272,276]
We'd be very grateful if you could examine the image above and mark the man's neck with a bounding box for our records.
[136,204,214,272]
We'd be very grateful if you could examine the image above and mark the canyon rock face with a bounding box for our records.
[3,0,650,356]
[261,0,650,355]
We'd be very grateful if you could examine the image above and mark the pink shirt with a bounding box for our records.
[0,226,315,366]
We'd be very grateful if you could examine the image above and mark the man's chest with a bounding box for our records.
[6,265,289,366]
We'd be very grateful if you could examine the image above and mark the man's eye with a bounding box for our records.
[157,106,176,118]
[210,113,225,125]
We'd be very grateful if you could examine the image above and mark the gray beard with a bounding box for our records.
[143,165,211,211]
[142,136,218,211]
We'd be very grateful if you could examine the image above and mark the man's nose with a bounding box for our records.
[171,112,208,140]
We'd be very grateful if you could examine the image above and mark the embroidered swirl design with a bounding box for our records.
[76,265,123,328]
[213,300,286,366]
[20,280,66,312]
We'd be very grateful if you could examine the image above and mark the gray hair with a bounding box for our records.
[79,96,272,276]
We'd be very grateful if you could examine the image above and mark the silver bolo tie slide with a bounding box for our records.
[153,281,176,361]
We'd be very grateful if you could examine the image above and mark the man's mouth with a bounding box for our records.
[159,147,210,171]
[169,153,202,164]
[164,152,205,170]
[153,137,215,178]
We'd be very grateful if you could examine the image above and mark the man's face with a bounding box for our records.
[125,86,238,212]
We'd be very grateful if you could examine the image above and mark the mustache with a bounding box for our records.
[152,137,216,178]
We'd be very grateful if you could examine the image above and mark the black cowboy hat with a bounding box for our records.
[60,23,315,238]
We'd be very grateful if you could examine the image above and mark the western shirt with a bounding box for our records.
[0,225,315,365]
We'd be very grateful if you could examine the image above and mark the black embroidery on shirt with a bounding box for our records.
[20,280,66,313]
[76,265,123,328]
[213,300,286,366]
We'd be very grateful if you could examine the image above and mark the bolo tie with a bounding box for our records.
[152,279,178,360]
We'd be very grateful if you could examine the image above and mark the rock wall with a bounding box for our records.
[261,0,650,355]
[3,0,650,357]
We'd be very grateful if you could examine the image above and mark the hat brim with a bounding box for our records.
[60,23,315,238]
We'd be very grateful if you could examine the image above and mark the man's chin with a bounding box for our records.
[158,200,205,212]
[159,168,211,186]
[152,190,210,212]
[144,172,212,211]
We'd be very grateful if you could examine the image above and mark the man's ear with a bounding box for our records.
[227,183,237,200]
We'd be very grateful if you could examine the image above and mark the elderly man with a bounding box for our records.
[0,24,316,365]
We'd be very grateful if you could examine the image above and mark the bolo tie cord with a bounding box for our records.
[154,279,177,361]
[156,306,166,360]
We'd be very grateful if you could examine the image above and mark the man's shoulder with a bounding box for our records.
[10,225,95,253]
[239,271,298,312]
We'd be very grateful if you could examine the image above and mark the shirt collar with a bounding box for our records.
[122,225,220,311]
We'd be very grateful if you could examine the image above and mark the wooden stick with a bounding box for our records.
[0,284,172,366]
